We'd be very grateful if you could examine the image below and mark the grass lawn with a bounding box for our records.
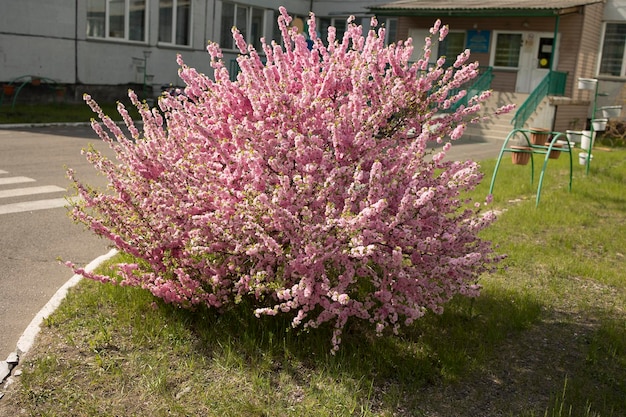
[0,102,140,125]
[0,145,624,416]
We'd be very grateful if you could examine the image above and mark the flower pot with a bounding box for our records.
[529,128,550,145]
[578,152,593,166]
[600,105,622,118]
[510,146,532,165]
[577,77,597,90]
[592,118,608,131]
[2,84,15,96]
[581,130,595,151]
[566,130,583,144]
[546,142,563,159]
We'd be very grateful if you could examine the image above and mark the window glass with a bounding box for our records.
[221,3,270,51]
[129,0,146,41]
[159,0,173,43]
[318,17,348,44]
[600,23,626,76]
[159,0,191,45]
[494,33,522,68]
[109,0,125,38]
[439,32,466,63]
[236,6,248,43]
[250,7,264,51]
[87,0,146,42]
[175,0,191,45]
[87,0,106,38]
[385,18,397,45]
[220,2,235,49]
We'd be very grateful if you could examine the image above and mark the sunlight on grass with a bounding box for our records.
[2,149,625,417]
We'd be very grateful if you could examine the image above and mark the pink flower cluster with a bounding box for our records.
[67,9,510,352]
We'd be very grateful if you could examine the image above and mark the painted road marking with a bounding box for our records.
[0,196,81,215]
[0,185,66,199]
[0,176,36,186]
[0,170,8,175]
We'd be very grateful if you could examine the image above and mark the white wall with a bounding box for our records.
[0,0,77,83]
[604,0,626,20]
[0,0,382,90]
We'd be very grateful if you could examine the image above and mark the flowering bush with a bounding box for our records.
[67,8,512,351]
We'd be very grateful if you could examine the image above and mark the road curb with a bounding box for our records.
[0,248,119,388]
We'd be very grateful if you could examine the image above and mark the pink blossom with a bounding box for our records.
[67,11,508,352]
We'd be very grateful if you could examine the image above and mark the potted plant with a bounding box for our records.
[510,145,532,165]
[529,127,550,145]
[581,130,595,151]
[546,141,563,159]
[577,77,597,90]
[566,118,583,144]
[2,84,15,96]
[600,105,622,118]
[592,118,608,131]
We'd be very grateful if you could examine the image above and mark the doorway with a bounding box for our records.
[516,32,556,92]
[492,31,557,93]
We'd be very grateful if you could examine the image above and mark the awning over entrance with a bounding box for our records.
[369,0,605,17]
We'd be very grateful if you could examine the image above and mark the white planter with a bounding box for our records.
[566,130,583,144]
[592,118,608,131]
[577,78,597,90]
[600,105,622,118]
[581,130,595,151]
[578,152,593,166]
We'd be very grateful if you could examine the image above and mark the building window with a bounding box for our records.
[319,18,347,43]
[384,18,397,45]
[159,0,191,45]
[439,32,466,63]
[599,23,626,77]
[221,2,266,51]
[87,0,147,42]
[493,33,522,68]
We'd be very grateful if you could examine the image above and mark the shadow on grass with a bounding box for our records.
[121,281,544,412]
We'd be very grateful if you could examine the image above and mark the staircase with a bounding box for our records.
[463,91,540,142]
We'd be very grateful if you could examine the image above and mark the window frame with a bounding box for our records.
[220,2,268,52]
[598,22,626,78]
[87,0,148,43]
[489,31,523,70]
[158,0,192,47]
[438,30,466,65]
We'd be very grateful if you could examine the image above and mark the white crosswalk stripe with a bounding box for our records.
[0,196,81,215]
[0,185,66,199]
[0,170,73,215]
[0,176,36,186]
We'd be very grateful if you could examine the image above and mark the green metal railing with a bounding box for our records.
[449,66,493,111]
[512,70,567,129]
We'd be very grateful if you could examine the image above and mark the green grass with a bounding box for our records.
[0,102,140,124]
[1,147,625,416]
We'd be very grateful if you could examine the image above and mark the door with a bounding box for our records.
[515,32,555,93]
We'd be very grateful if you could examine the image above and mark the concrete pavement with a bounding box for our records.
[0,125,118,382]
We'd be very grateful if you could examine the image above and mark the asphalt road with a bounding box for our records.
[0,125,116,362]
[0,125,504,364]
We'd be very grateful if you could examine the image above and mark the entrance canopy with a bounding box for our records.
[369,0,605,17]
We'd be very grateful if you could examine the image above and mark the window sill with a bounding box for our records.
[157,42,194,50]
[86,37,148,46]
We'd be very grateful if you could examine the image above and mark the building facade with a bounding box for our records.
[370,0,626,132]
[0,0,390,102]
[3,0,626,130]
